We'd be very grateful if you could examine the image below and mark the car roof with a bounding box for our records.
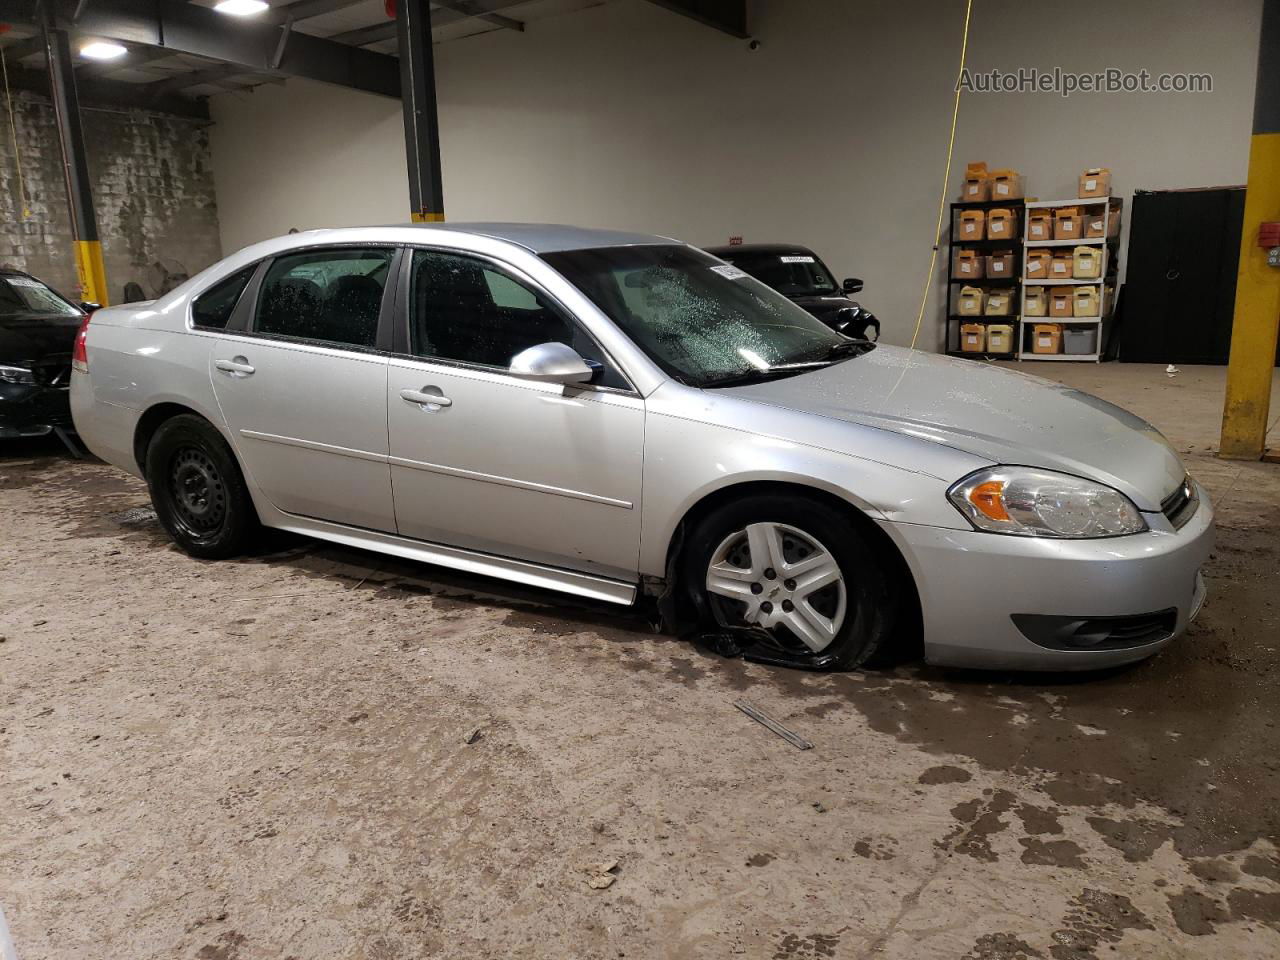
[704,243,819,257]
[368,222,680,253]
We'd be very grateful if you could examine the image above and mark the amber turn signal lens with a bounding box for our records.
[968,480,1010,522]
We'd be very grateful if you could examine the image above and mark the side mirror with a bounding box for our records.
[842,278,863,295]
[509,342,594,385]
[79,301,101,314]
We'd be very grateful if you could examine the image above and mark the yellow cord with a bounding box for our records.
[1,45,32,220]
[908,0,974,350]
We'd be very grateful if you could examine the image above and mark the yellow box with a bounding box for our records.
[1073,246,1102,279]
[1074,285,1100,317]
[984,290,1014,316]
[958,286,985,316]
[986,323,1014,354]
[1024,286,1047,317]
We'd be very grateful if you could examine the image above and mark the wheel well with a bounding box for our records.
[664,481,923,662]
[133,402,206,473]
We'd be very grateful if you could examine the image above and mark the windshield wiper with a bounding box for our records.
[826,339,874,359]
[701,366,814,389]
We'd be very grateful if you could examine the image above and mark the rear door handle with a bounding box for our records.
[215,357,255,377]
[400,387,452,408]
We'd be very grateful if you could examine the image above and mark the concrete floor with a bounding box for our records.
[2,363,1279,960]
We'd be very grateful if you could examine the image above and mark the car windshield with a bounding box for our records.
[718,250,839,296]
[0,275,81,318]
[543,245,866,388]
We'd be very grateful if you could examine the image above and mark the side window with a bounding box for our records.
[191,266,255,330]
[253,248,393,349]
[409,250,628,389]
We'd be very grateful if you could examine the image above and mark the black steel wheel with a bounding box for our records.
[145,414,257,559]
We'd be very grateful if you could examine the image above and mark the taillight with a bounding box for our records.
[72,312,91,373]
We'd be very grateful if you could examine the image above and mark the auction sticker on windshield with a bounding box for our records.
[779,255,816,263]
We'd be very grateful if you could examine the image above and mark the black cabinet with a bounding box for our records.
[1117,187,1257,365]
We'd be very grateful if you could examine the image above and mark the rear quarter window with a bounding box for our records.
[191,266,256,330]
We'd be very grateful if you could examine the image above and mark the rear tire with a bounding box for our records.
[145,414,257,559]
[683,494,896,670]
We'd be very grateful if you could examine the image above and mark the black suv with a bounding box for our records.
[703,243,879,341]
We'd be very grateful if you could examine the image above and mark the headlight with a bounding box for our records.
[948,466,1147,538]
[0,364,37,385]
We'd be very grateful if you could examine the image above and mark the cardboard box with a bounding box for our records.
[1050,255,1074,279]
[984,290,1013,316]
[1085,207,1121,238]
[986,323,1014,354]
[958,286,985,316]
[986,249,1015,279]
[961,161,990,202]
[1049,289,1074,317]
[1024,286,1048,317]
[955,248,985,279]
[1074,285,1100,317]
[1073,246,1102,279]
[1032,323,1063,354]
[989,168,1024,200]
[1025,250,1052,280]
[1027,212,1054,241]
[960,322,986,353]
[987,208,1018,240]
[1054,206,1083,240]
[958,210,985,241]
[1078,167,1112,198]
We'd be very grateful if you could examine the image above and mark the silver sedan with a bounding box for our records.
[70,224,1212,671]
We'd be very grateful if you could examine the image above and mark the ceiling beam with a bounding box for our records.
[0,0,401,96]
[327,20,397,47]
[3,58,211,118]
[264,0,368,25]
[147,60,263,96]
[0,34,45,62]
[641,0,747,38]
[77,43,176,78]
[432,0,523,32]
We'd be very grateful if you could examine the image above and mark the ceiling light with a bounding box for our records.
[79,41,127,61]
[214,0,269,16]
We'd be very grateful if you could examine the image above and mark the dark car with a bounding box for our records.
[703,243,880,341]
[0,269,90,443]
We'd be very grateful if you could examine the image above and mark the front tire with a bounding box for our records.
[683,494,895,669]
[145,414,257,559]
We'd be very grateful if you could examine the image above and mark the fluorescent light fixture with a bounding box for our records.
[214,0,270,15]
[79,41,127,61]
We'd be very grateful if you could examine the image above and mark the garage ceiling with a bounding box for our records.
[0,0,746,103]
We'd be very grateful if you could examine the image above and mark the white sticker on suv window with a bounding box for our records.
[710,264,748,280]
[6,276,43,287]
[779,255,815,263]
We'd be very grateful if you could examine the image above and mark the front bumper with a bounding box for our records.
[880,482,1215,671]
[0,382,72,438]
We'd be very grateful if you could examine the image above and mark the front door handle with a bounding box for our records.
[400,387,452,409]
[215,357,255,377]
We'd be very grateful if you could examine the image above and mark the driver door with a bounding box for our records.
[386,248,644,580]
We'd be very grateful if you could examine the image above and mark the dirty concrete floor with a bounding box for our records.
[2,363,1279,960]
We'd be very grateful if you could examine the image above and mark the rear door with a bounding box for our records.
[209,246,399,532]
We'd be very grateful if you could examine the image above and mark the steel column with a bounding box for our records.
[40,4,108,305]
[1221,0,1280,459]
[395,0,444,223]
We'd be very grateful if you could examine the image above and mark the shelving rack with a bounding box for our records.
[944,197,1025,359]
[1018,196,1124,361]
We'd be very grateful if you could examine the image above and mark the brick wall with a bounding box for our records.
[0,90,222,303]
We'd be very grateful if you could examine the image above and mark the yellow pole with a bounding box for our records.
[1221,0,1280,459]
[73,240,109,306]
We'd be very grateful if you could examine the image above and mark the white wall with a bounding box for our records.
[209,0,1262,350]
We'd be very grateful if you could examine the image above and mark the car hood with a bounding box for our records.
[788,293,857,319]
[722,345,1185,511]
[0,312,82,364]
